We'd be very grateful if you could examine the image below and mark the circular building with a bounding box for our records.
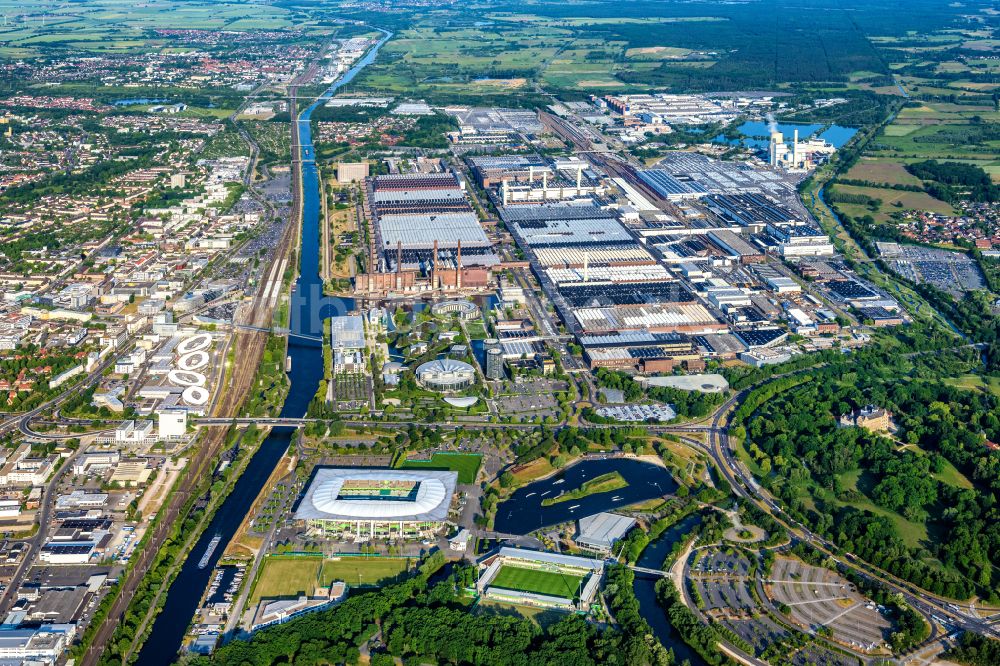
[415,358,476,392]
[430,299,481,321]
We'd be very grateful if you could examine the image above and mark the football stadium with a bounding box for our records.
[476,547,604,612]
[293,468,458,540]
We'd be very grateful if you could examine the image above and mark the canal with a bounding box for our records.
[135,29,391,665]
[494,458,678,535]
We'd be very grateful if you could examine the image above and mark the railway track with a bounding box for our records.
[81,134,300,666]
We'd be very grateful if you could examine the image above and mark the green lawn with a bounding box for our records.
[832,470,929,547]
[250,556,323,603]
[321,557,413,588]
[943,374,1000,398]
[400,452,482,483]
[490,565,585,600]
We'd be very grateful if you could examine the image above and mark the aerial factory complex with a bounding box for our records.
[0,1,997,665]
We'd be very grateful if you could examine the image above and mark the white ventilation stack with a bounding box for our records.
[583,251,589,283]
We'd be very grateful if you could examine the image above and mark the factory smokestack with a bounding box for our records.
[395,241,402,290]
[432,240,438,289]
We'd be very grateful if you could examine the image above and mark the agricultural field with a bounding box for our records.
[829,183,954,223]
[0,0,294,58]
[844,158,923,187]
[490,565,585,600]
[399,452,483,484]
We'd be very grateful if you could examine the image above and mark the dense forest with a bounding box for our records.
[198,557,679,666]
[905,160,1000,203]
[945,633,1000,666]
[743,366,1000,600]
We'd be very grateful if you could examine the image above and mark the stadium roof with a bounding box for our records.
[496,547,604,572]
[294,469,457,522]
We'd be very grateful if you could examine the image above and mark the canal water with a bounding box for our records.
[135,30,391,665]
[494,458,678,534]
[632,514,708,666]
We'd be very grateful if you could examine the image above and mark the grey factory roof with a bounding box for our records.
[499,203,611,223]
[638,170,708,199]
[371,188,467,203]
[294,468,457,522]
[378,213,492,249]
[468,154,548,169]
[512,218,633,246]
[576,512,636,550]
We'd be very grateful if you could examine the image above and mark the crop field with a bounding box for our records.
[844,159,923,187]
[0,0,293,57]
[831,184,954,224]
[490,565,585,600]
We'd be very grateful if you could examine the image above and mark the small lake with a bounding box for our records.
[494,458,677,534]
[715,120,857,149]
[113,98,170,106]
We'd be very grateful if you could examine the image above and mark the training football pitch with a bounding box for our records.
[490,565,586,600]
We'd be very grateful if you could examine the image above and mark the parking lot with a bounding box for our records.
[690,548,753,578]
[880,243,985,295]
[696,578,756,613]
[766,557,891,651]
[724,616,789,654]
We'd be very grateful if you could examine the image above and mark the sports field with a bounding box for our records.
[321,557,413,587]
[250,555,413,602]
[490,565,585,600]
[399,452,482,484]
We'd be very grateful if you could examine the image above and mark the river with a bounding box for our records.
[494,458,678,535]
[632,514,708,666]
[135,30,390,665]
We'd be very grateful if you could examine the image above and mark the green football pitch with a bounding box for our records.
[490,565,586,600]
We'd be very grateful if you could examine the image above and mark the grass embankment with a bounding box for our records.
[540,471,628,507]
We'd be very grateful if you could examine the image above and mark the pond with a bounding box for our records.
[113,98,171,106]
[494,458,677,534]
[714,120,857,149]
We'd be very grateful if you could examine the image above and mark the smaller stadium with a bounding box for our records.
[476,547,604,612]
[294,468,458,541]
